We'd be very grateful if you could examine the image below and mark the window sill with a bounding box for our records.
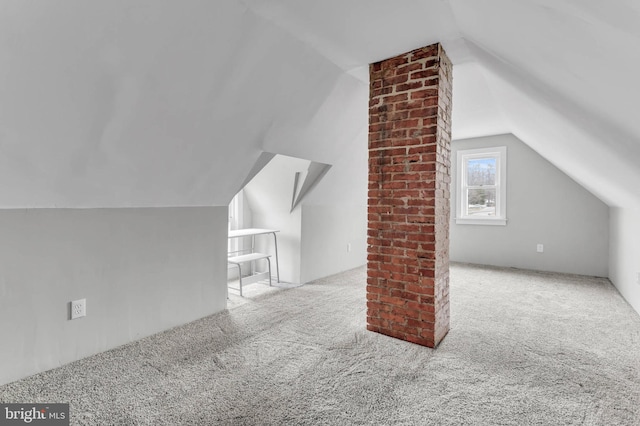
[455,217,507,226]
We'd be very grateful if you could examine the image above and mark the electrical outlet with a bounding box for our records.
[536,244,544,253]
[637,272,640,285]
[347,243,351,253]
[71,298,86,320]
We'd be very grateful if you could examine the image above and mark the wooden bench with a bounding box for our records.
[227,253,272,297]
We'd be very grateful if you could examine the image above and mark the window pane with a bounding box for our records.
[467,157,496,186]
[467,188,496,216]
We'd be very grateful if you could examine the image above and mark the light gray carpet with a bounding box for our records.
[2,263,640,425]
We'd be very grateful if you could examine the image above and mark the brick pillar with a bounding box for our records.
[367,43,452,348]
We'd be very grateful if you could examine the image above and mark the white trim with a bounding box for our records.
[456,146,507,226]
[455,218,507,226]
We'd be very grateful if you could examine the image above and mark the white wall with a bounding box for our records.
[244,155,306,284]
[299,126,368,283]
[451,134,609,277]
[609,208,640,315]
[0,207,228,386]
[243,134,368,284]
[0,1,368,209]
[300,205,367,283]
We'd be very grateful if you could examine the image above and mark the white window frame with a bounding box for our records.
[228,190,244,254]
[456,146,507,226]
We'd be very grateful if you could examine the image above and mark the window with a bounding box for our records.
[228,190,244,254]
[456,146,507,226]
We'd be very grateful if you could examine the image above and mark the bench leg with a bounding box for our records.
[266,257,272,287]
[236,264,243,297]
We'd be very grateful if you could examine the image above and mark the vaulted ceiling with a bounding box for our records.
[1,0,639,208]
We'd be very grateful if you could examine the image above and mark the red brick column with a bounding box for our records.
[367,43,452,348]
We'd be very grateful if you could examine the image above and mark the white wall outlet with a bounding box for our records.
[347,243,351,253]
[71,298,86,320]
[536,244,544,253]
[637,272,640,285]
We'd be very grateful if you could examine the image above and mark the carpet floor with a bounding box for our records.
[1,263,640,425]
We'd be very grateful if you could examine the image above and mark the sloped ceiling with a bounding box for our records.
[1,0,639,208]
